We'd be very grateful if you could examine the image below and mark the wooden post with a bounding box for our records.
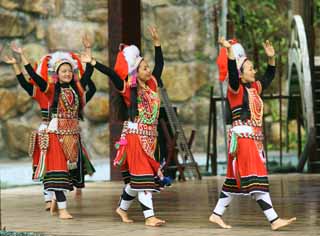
[212,100,217,175]
[206,87,213,172]
[108,0,141,180]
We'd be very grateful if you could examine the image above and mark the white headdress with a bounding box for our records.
[47,51,78,73]
[231,42,247,71]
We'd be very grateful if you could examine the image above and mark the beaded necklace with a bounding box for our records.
[60,87,79,113]
[137,86,159,125]
[246,87,263,126]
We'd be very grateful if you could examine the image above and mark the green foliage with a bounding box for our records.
[315,0,320,25]
[229,0,289,79]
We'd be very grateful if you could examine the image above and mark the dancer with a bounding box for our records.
[10,43,94,219]
[81,27,166,226]
[209,37,296,230]
[4,44,96,208]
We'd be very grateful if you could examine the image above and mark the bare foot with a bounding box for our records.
[45,201,51,211]
[58,209,73,219]
[145,216,166,227]
[74,188,82,199]
[271,217,296,230]
[209,213,232,229]
[116,207,134,223]
[50,200,58,216]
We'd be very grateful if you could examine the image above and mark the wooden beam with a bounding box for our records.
[108,0,141,180]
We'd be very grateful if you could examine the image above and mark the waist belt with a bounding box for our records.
[123,121,158,137]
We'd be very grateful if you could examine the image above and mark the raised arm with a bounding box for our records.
[79,62,94,88]
[149,27,164,87]
[258,40,276,91]
[80,34,95,88]
[81,51,124,91]
[11,42,47,92]
[3,55,33,96]
[218,37,239,91]
[85,78,96,103]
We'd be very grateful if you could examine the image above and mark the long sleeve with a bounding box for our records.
[258,64,276,92]
[85,78,96,103]
[16,73,33,96]
[152,46,164,87]
[24,64,47,92]
[80,63,94,88]
[94,61,124,91]
[228,59,240,92]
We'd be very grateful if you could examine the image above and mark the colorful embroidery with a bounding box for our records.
[246,87,263,126]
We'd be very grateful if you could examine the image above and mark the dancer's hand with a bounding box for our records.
[218,37,232,48]
[2,55,17,64]
[157,168,164,179]
[11,42,24,54]
[81,52,94,65]
[263,40,275,58]
[149,26,160,46]
[82,34,92,49]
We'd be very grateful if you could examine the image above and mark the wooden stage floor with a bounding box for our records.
[1,174,320,236]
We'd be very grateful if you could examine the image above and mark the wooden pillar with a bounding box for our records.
[108,0,141,180]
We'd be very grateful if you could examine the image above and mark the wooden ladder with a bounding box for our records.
[159,87,202,180]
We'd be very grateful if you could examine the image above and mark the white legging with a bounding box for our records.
[119,184,155,218]
[213,191,279,223]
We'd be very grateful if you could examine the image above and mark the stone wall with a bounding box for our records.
[141,0,219,153]
[0,0,220,159]
[0,0,109,159]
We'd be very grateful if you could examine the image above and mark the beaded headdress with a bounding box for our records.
[34,51,84,84]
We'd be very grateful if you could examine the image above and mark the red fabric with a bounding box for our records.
[226,138,267,179]
[70,52,84,76]
[121,133,160,176]
[216,47,228,82]
[32,134,40,174]
[114,51,129,81]
[45,134,69,172]
[33,86,50,109]
[227,81,260,109]
[40,55,51,81]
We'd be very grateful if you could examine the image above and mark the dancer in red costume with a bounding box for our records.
[8,42,95,219]
[4,40,96,208]
[81,27,166,226]
[209,37,296,230]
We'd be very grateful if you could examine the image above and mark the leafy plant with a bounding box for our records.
[228,0,289,80]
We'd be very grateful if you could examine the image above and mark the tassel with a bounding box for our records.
[232,158,241,188]
[34,150,46,181]
[229,132,238,155]
[33,131,49,180]
[113,138,128,167]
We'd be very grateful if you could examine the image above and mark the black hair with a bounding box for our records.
[127,61,145,121]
